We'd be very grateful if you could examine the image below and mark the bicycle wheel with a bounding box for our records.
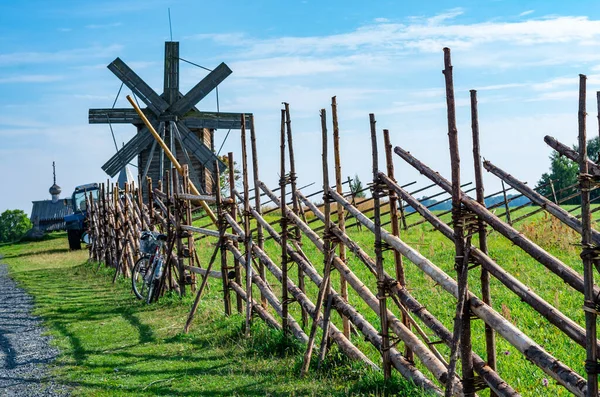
[132,257,151,300]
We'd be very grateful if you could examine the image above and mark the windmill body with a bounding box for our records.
[89,41,252,194]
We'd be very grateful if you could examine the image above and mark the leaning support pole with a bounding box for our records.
[370,114,392,380]
[329,187,588,397]
[578,74,599,397]
[483,160,600,245]
[470,89,496,385]
[126,95,217,224]
[443,48,473,397]
[394,145,600,299]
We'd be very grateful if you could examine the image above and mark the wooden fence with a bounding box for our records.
[85,49,600,397]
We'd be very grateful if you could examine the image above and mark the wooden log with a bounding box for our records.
[241,114,253,336]
[174,193,217,203]
[280,109,289,337]
[249,115,267,308]
[180,225,241,241]
[296,188,518,397]
[302,109,334,376]
[174,168,186,296]
[215,160,231,316]
[331,96,350,338]
[224,238,307,342]
[379,172,600,353]
[228,205,378,368]
[243,201,444,394]
[370,114,392,380]
[578,74,599,397]
[228,152,243,314]
[442,48,473,397]
[316,109,335,368]
[470,89,497,385]
[483,160,600,245]
[283,102,308,329]
[259,181,463,394]
[383,128,412,362]
[328,186,589,397]
[184,265,222,279]
[394,145,600,299]
[544,135,600,178]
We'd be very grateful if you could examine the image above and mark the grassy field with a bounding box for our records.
[193,203,594,397]
[0,233,426,396]
[0,203,594,396]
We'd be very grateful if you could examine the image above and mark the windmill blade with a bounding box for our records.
[108,58,169,116]
[176,122,226,175]
[183,110,252,130]
[101,125,156,177]
[89,108,154,124]
[169,62,232,116]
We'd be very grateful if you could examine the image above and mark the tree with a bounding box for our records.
[0,209,32,243]
[536,136,600,204]
[218,154,241,197]
[349,174,366,198]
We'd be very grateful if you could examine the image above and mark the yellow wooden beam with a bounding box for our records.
[126,95,218,224]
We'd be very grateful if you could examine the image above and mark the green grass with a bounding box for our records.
[1,203,594,396]
[191,204,596,397]
[0,232,428,396]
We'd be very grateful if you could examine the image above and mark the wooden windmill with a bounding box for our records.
[89,41,252,194]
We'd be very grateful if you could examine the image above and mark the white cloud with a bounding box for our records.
[519,10,535,17]
[191,14,600,70]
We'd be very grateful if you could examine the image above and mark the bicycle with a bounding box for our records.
[132,231,168,304]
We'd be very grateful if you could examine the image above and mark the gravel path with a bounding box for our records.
[0,261,69,396]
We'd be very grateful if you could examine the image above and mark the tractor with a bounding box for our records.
[64,183,100,250]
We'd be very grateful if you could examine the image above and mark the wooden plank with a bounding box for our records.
[88,108,152,124]
[184,111,253,130]
[184,264,222,279]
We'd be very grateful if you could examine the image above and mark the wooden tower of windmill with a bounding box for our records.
[89,41,252,194]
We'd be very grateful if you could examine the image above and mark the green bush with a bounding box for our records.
[0,209,32,243]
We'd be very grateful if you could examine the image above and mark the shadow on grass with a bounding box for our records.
[15,262,342,396]
[2,247,70,259]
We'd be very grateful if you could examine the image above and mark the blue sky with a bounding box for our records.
[2,0,600,214]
